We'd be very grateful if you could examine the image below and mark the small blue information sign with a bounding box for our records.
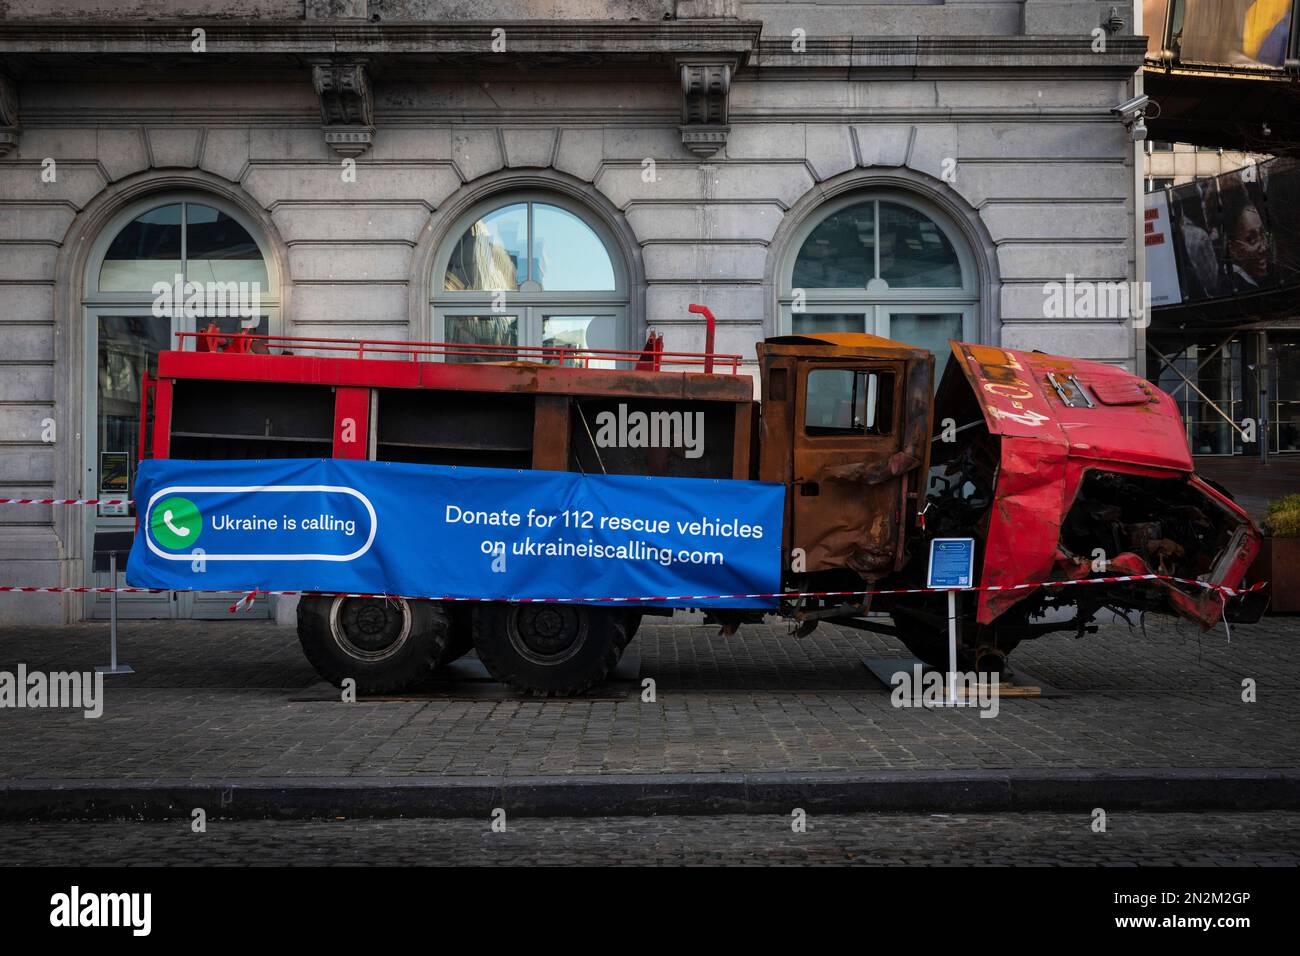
[926,537,975,590]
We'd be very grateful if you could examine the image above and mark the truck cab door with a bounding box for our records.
[792,362,909,576]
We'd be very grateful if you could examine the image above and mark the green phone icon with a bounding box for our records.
[151,496,203,550]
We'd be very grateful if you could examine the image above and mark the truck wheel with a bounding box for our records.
[297,595,450,693]
[472,603,628,696]
[433,605,475,668]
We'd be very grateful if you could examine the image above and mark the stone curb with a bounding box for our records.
[3,769,1298,820]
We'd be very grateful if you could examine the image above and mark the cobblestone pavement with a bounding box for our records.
[0,613,1296,779]
[1,811,1296,866]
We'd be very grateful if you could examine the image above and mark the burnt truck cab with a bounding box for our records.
[877,340,1266,672]
[140,324,1264,693]
[755,334,933,587]
[752,334,1264,671]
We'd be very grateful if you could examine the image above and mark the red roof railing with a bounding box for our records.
[175,327,743,375]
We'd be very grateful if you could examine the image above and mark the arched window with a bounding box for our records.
[431,194,629,366]
[82,195,278,616]
[781,193,978,381]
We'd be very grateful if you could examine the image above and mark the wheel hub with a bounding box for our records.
[508,605,587,665]
[331,598,412,661]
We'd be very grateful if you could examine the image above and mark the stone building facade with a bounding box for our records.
[0,1,1145,623]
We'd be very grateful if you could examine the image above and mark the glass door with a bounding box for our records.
[87,309,279,620]
[82,196,279,620]
[434,308,629,368]
[790,310,871,336]
[437,308,520,362]
[880,307,973,387]
[538,311,621,368]
[788,306,972,389]
[86,309,184,619]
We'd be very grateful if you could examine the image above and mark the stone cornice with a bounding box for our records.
[0,22,1143,67]
[0,18,763,56]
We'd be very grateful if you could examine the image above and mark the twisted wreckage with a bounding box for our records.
[139,319,1266,693]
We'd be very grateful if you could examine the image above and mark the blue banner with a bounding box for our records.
[126,458,785,608]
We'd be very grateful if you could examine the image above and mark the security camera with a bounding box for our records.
[1110,94,1149,124]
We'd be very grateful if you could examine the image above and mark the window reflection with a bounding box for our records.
[445,315,518,363]
[792,200,962,290]
[99,204,183,292]
[792,313,866,335]
[185,204,268,286]
[98,203,269,292]
[878,203,962,288]
[888,312,963,383]
[793,202,875,289]
[443,202,615,292]
[443,204,528,292]
[97,315,171,514]
[542,315,617,368]
[532,205,615,291]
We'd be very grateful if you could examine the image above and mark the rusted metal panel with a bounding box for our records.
[755,337,932,577]
[764,333,933,364]
[566,396,738,479]
[532,395,571,471]
[151,377,172,461]
[790,360,920,577]
[732,402,755,480]
[755,350,796,558]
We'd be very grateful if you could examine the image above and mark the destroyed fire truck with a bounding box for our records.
[135,308,1267,695]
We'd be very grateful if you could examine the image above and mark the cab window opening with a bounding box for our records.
[805,369,895,436]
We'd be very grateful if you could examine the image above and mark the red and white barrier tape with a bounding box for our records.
[0,498,132,506]
[0,574,1267,615]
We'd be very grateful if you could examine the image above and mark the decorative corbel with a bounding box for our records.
[0,75,20,158]
[310,59,375,157]
[678,60,732,159]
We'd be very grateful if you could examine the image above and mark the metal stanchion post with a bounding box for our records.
[96,549,134,676]
[947,589,958,706]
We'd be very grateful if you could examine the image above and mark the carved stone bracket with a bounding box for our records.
[310,59,375,157]
[678,60,732,159]
[0,75,20,158]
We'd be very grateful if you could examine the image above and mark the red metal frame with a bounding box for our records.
[332,387,370,460]
[145,307,754,475]
[173,331,742,374]
[137,370,155,465]
[688,304,716,374]
[634,330,664,372]
[155,350,755,405]
[151,377,173,461]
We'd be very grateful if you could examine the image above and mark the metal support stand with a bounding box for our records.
[96,551,134,676]
[947,589,958,706]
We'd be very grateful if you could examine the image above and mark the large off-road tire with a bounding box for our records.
[297,595,451,693]
[431,605,475,668]
[438,629,476,667]
[471,602,629,696]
